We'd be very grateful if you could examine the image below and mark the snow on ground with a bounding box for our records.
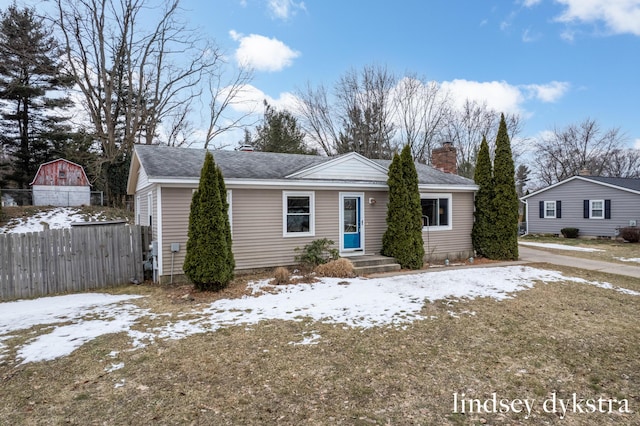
[0,207,108,234]
[1,266,637,365]
[615,257,640,263]
[519,241,604,252]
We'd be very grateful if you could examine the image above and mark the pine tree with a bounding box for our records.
[382,145,424,269]
[253,101,316,154]
[471,136,495,258]
[183,151,234,290]
[0,5,74,189]
[492,114,519,260]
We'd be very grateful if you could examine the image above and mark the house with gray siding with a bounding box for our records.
[521,175,640,238]
[126,145,477,283]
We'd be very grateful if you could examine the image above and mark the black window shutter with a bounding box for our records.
[583,200,589,218]
[556,200,562,219]
[605,199,611,219]
[539,201,544,218]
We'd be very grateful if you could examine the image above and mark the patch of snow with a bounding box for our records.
[289,333,321,346]
[614,257,640,263]
[105,362,125,373]
[0,266,636,364]
[519,241,604,252]
[0,207,112,234]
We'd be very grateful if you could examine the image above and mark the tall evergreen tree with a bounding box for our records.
[253,101,315,154]
[492,114,519,260]
[382,145,424,269]
[183,151,234,290]
[0,4,74,188]
[471,136,495,258]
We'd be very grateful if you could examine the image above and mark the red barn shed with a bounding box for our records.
[30,159,91,206]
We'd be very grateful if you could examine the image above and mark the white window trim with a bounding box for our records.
[283,191,315,237]
[544,200,556,218]
[590,199,604,219]
[420,193,452,231]
[227,190,233,237]
[135,195,141,225]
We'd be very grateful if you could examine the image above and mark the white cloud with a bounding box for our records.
[522,28,542,42]
[523,0,542,6]
[222,84,298,114]
[229,30,300,72]
[267,0,306,20]
[440,79,570,116]
[555,0,640,36]
[634,138,640,149]
[523,81,570,102]
[441,79,525,114]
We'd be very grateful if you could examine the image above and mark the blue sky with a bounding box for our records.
[181,0,640,150]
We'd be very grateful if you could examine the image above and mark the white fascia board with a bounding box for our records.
[418,184,478,192]
[148,177,477,192]
[522,175,640,199]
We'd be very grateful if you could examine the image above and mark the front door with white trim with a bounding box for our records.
[340,192,364,253]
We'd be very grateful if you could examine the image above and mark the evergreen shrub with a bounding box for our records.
[561,228,579,238]
[294,238,339,267]
[619,227,640,243]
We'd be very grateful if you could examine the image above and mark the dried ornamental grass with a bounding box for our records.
[314,258,355,278]
[271,266,290,284]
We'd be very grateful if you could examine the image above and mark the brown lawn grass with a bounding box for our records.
[1,265,639,425]
[520,235,640,266]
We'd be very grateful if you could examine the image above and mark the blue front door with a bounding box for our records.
[343,196,362,250]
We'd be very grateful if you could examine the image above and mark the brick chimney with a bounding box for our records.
[431,141,457,174]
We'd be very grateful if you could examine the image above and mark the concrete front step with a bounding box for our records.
[343,255,401,276]
[353,263,401,275]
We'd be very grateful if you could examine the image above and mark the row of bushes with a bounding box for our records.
[559,226,640,242]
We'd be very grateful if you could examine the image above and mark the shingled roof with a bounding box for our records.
[581,176,640,192]
[132,144,476,187]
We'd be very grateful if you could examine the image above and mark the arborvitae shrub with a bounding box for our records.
[382,145,424,269]
[491,114,520,260]
[183,151,234,291]
[472,136,495,258]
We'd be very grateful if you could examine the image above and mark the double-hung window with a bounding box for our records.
[590,200,604,219]
[583,199,611,219]
[420,194,452,230]
[544,201,556,218]
[283,191,315,237]
[540,200,561,218]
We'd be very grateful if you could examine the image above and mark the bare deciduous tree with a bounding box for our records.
[203,65,255,149]
[605,148,640,178]
[335,64,397,159]
[392,74,451,164]
[534,118,628,185]
[295,82,340,156]
[50,0,245,203]
[442,100,523,178]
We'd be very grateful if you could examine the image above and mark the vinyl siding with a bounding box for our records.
[526,179,640,237]
[154,186,475,279]
[421,191,474,260]
[159,186,192,276]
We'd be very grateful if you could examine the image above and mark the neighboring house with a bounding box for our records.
[126,145,478,283]
[30,159,91,207]
[521,175,640,238]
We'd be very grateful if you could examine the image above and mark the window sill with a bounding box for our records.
[422,226,452,232]
[283,232,315,238]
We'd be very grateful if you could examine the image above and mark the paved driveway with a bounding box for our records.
[518,245,640,279]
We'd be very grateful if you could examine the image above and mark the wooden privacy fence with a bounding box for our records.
[0,225,145,301]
